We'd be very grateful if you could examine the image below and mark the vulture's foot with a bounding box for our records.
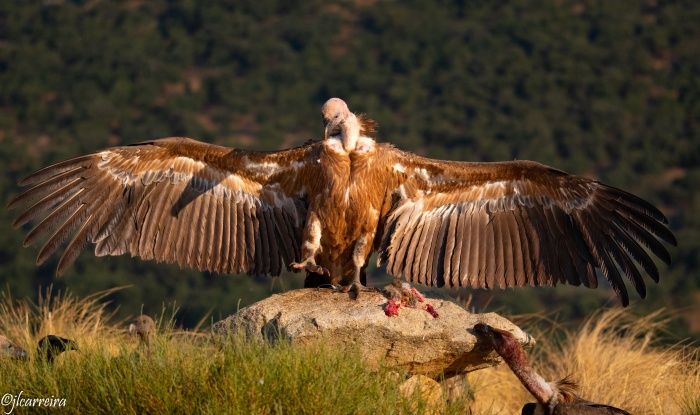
[290,259,330,277]
[340,281,377,300]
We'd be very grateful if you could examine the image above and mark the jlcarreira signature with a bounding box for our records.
[1,391,66,414]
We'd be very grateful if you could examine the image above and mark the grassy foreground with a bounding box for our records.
[0,289,698,415]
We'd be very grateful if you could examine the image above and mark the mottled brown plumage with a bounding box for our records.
[129,315,156,348]
[0,334,28,360]
[473,323,630,415]
[8,98,675,305]
[37,335,78,363]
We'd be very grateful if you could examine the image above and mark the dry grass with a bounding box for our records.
[0,288,469,414]
[0,286,126,359]
[469,309,700,415]
[1,288,698,414]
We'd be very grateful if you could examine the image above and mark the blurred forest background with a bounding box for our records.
[0,1,698,338]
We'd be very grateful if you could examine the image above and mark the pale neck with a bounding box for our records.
[341,113,360,152]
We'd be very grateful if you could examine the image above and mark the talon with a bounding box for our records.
[340,282,368,299]
[290,261,305,271]
[309,264,330,276]
[290,260,329,276]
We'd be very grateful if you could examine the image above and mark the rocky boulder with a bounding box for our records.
[212,288,533,379]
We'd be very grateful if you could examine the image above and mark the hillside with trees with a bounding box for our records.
[0,1,697,336]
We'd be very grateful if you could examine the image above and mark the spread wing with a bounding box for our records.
[379,147,676,305]
[9,137,321,276]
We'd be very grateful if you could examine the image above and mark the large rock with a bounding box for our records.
[212,288,533,379]
[399,374,444,414]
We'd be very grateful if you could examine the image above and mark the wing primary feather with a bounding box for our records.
[484,210,496,289]
[36,203,88,266]
[555,210,590,286]
[607,236,646,298]
[540,206,568,285]
[424,208,443,286]
[56,213,95,276]
[526,206,552,286]
[512,209,533,286]
[23,188,86,248]
[18,155,93,187]
[455,206,469,287]
[613,202,676,246]
[56,183,124,274]
[264,208,281,275]
[234,203,246,272]
[453,205,469,288]
[492,213,506,289]
[568,214,598,288]
[12,177,84,228]
[9,167,84,210]
[197,193,217,271]
[256,206,270,274]
[378,215,398,265]
[140,186,170,261]
[475,209,488,288]
[444,205,460,288]
[249,203,261,274]
[420,212,439,285]
[94,193,131,257]
[459,204,479,287]
[612,212,672,265]
[405,212,429,284]
[576,210,629,305]
[392,205,422,278]
[392,205,423,277]
[218,196,231,273]
[504,211,519,287]
[544,206,577,285]
[152,184,179,264]
[210,195,224,272]
[187,190,207,267]
[602,185,668,224]
[609,220,660,283]
[136,192,159,261]
[173,187,195,268]
[274,208,295,266]
[283,210,302,263]
[432,206,452,287]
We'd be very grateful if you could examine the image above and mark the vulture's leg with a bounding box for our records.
[341,234,375,299]
[290,213,330,276]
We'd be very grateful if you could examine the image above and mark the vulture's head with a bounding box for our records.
[37,335,78,362]
[129,314,156,347]
[473,323,521,361]
[321,97,351,140]
[0,335,28,360]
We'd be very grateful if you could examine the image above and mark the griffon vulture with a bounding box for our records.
[8,98,675,304]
